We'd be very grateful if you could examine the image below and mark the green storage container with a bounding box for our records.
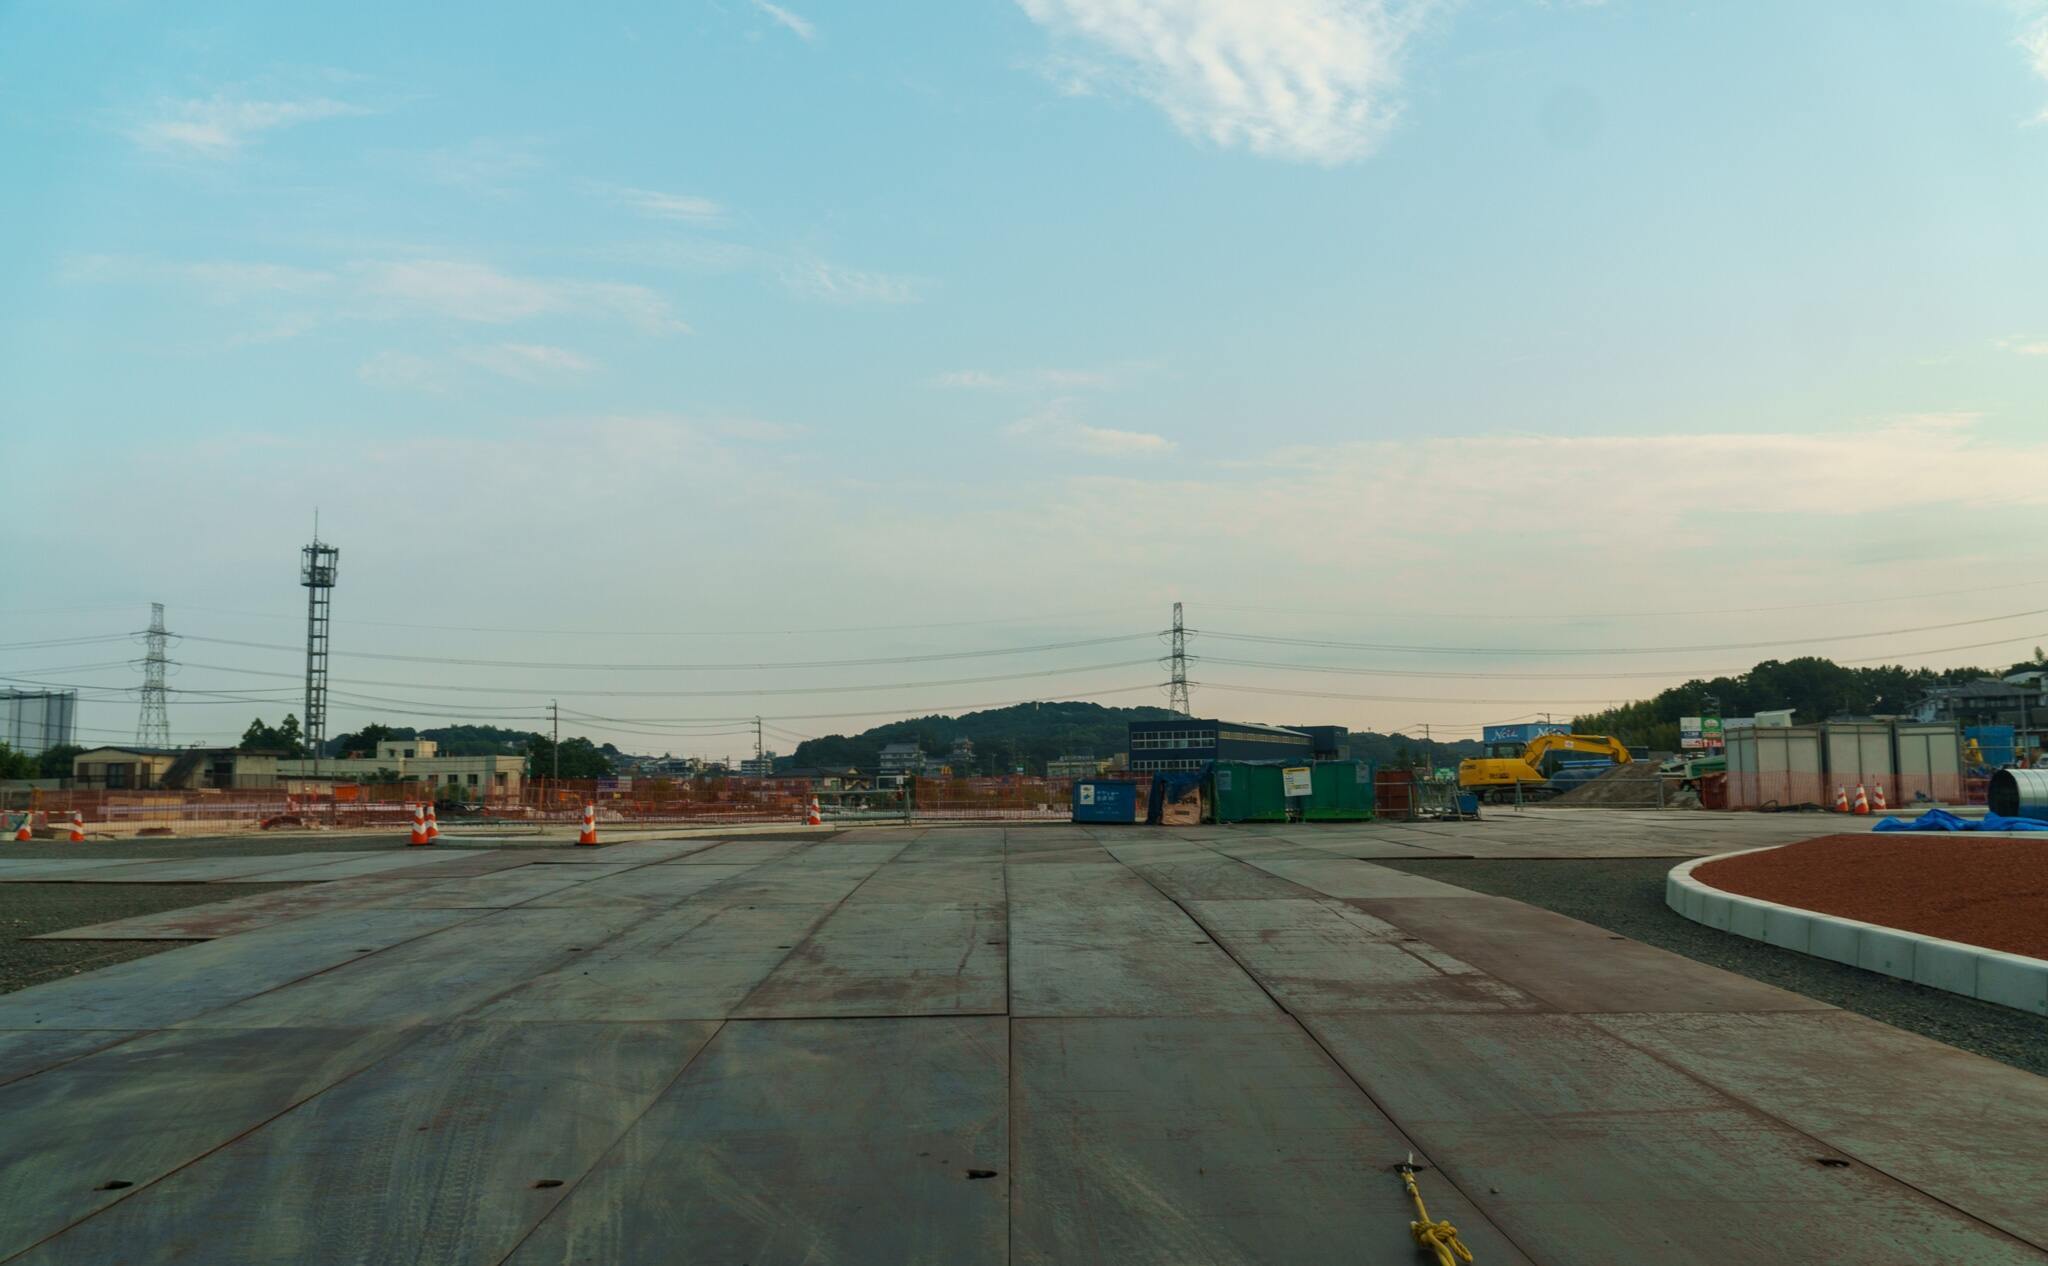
[1211,762,1288,823]
[1304,760,1375,821]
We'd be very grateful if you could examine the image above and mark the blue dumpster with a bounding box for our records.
[1072,779,1140,823]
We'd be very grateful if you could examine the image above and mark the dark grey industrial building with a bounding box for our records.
[1127,719,1332,773]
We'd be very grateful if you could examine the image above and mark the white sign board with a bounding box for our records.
[1679,717,1704,750]
[1282,766,1313,797]
[1078,785,1095,806]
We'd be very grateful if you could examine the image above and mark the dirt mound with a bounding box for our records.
[1694,834,2048,958]
[1548,760,1673,808]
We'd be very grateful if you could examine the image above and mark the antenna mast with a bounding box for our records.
[300,526,339,773]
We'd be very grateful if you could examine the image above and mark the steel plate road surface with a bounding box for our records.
[0,813,2041,1264]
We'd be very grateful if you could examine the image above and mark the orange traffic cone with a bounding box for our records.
[409,803,431,846]
[1851,785,1869,815]
[11,815,30,842]
[1872,784,1887,812]
[1833,787,1849,813]
[806,797,822,827]
[68,812,85,843]
[425,803,440,842]
[577,803,599,846]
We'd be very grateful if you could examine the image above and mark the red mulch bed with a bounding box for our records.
[1693,834,2048,959]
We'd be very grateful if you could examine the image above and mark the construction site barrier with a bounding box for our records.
[4,774,1084,835]
[1724,771,1966,812]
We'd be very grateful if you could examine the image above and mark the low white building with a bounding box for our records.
[278,738,524,800]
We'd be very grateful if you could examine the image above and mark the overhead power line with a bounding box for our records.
[1189,576,2048,622]
[1195,682,1632,706]
[159,603,1155,638]
[1194,608,2048,658]
[169,631,1160,671]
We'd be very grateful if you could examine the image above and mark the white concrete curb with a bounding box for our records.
[1667,846,2048,1017]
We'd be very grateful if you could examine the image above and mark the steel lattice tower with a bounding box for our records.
[137,602,171,747]
[301,535,340,770]
[1167,601,1191,715]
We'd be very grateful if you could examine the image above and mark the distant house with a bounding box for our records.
[1046,753,1103,779]
[72,746,279,790]
[1915,676,2046,727]
[877,742,925,786]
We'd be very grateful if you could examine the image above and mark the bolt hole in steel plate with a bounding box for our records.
[96,1181,134,1191]
[966,1170,998,1181]
[1815,1157,1851,1168]
[531,1179,566,1189]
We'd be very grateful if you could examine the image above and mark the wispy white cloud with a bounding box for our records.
[1015,0,1437,163]
[459,342,597,379]
[750,0,817,41]
[2017,13,2048,122]
[779,258,923,304]
[356,350,445,393]
[935,365,1133,390]
[712,417,809,442]
[401,137,547,191]
[129,94,369,156]
[63,255,334,299]
[1996,335,2048,357]
[611,187,727,224]
[1007,400,1175,454]
[355,259,689,332]
[69,251,687,337]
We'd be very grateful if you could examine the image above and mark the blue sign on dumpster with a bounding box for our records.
[1072,779,1140,823]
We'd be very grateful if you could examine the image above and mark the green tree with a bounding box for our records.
[0,742,36,780]
[36,744,84,781]
[239,715,308,758]
[525,734,614,780]
[334,723,398,758]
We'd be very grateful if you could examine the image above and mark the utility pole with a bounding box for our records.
[755,716,764,770]
[1167,602,1191,716]
[549,699,559,781]
[137,602,171,747]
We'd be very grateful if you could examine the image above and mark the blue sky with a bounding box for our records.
[5,0,2048,755]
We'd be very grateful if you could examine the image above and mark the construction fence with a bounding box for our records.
[3,774,1079,836]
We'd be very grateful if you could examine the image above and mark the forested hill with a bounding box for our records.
[789,702,1180,773]
[787,702,1483,774]
[1572,653,2040,751]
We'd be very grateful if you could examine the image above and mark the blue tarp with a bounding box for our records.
[1146,767,1209,825]
[1872,808,2048,832]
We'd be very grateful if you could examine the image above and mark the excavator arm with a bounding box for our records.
[1457,733,1631,797]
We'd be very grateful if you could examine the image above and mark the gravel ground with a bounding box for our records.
[0,883,303,996]
[1375,856,2048,1077]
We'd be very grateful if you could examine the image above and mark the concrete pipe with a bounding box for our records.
[1986,767,2048,822]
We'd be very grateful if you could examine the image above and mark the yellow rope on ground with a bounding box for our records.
[1399,1161,1474,1266]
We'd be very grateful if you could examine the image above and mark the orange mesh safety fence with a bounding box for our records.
[909,776,1075,821]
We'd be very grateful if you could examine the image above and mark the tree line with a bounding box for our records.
[1571,652,2045,750]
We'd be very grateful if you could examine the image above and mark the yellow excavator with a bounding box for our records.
[1458,732,1632,801]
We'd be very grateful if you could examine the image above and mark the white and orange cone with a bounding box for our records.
[1872,784,1887,812]
[68,812,85,843]
[409,803,431,846]
[425,803,440,842]
[806,797,823,827]
[1833,787,1849,813]
[12,815,32,842]
[1851,785,1869,815]
[577,803,599,846]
